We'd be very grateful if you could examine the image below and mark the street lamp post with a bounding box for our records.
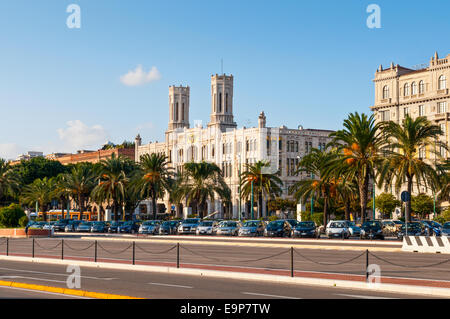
[373,182,376,220]
[250,179,254,220]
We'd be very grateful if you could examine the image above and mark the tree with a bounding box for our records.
[0,203,26,228]
[62,163,97,214]
[13,157,67,186]
[0,159,21,203]
[240,161,283,219]
[328,112,384,223]
[367,193,400,219]
[178,162,230,219]
[411,193,434,219]
[289,148,338,226]
[20,177,55,221]
[378,115,446,222]
[91,154,132,221]
[134,153,174,220]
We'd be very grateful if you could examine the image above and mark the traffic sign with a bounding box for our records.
[401,191,411,202]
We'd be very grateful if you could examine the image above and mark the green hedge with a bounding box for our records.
[0,204,26,228]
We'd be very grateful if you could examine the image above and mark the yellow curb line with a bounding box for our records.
[0,280,143,299]
[81,237,402,252]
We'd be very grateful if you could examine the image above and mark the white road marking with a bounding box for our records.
[336,293,398,299]
[241,292,301,299]
[0,267,117,280]
[0,275,66,284]
[148,282,193,289]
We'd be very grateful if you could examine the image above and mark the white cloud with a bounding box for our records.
[0,143,24,161]
[57,120,109,151]
[120,65,161,86]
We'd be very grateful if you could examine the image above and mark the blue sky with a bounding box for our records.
[0,0,449,159]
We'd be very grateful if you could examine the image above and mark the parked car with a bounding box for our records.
[177,218,201,235]
[420,220,442,236]
[76,222,93,232]
[159,220,181,235]
[360,221,385,240]
[381,219,404,233]
[53,219,71,232]
[90,221,107,233]
[139,220,161,235]
[264,220,292,237]
[397,222,426,240]
[346,221,361,237]
[291,221,317,238]
[196,220,219,235]
[108,221,123,233]
[238,220,265,237]
[326,220,350,239]
[216,220,241,236]
[118,221,140,234]
[30,221,47,229]
[442,222,450,237]
[65,220,82,232]
[43,221,56,230]
[284,219,299,228]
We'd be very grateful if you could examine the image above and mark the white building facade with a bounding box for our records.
[135,74,334,219]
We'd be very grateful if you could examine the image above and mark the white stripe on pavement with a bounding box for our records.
[241,292,301,299]
[336,293,398,299]
[148,282,193,289]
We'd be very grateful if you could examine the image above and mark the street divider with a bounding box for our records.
[402,236,450,254]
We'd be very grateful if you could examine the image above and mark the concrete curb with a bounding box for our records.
[1,255,448,298]
[79,237,402,252]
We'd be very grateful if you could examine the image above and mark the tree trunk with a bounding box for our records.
[359,174,369,224]
[344,199,350,221]
[406,176,412,223]
[152,193,157,220]
[323,197,328,227]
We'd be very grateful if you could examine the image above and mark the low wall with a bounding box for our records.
[0,228,51,238]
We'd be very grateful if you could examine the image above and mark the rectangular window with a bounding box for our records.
[381,110,390,121]
[419,105,424,116]
[438,102,447,114]
[403,107,409,117]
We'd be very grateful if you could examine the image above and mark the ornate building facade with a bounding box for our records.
[135,74,333,219]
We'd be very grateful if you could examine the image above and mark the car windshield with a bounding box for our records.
[92,222,104,226]
[184,219,200,224]
[80,222,91,226]
[330,222,345,228]
[143,221,159,226]
[110,221,122,226]
[443,223,450,229]
[401,223,422,231]
[347,222,356,227]
[362,222,381,228]
[421,220,433,226]
[297,222,315,228]
[269,221,284,227]
[243,221,259,227]
[393,220,404,225]
[220,221,237,228]
[200,221,214,226]
[285,220,298,227]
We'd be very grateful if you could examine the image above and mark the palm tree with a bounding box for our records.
[0,159,21,202]
[289,148,337,226]
[91,154,131,221]
[21,177,55,221]
[328,112,385,223]
[178,162,230,218]
[134,153,174,220]
[52,173,72,219]
[240,160,283,219]
[378,115,447,222]
[62,163,97,214]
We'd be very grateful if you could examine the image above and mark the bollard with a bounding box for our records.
[32,238,35,258]
[290,247,294,278]
[94,240,97,262]
[6,238,9,256]
[177,243,180,268]
[61,239,64,260]
[132,241,135,265]
[365,249,369,282]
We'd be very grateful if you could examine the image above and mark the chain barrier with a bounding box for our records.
[294,249,366,266]
[237,249,290,263]
[63,241,96,251]
[97,242,133,255]
[180,245,225,262]
[135,243,177,255]
[0,238,6,245]
[34,239,62,251]
[368,251,450,269]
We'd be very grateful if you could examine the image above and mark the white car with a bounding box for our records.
[196,220,219,235]
[326,220,350,239]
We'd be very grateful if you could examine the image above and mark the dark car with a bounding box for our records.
[360,221,385,240]
[291,221,317,238]
[65,220,82,232]
[108,221,124,233]
[238,220,265,237]
[397,222,426,240]
[118,221,140,234]
[284,219,299,228]
[419,220,442,236]
[90,221,107,233]
[53,219,71,232]
[76,222,93,233]
[442,222,450,237]
[264,220,292,237]
[159,220,181,235]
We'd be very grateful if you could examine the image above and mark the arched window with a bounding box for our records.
[182,103,185,121]
[404,83,410,96]
[382,85,389,99]
[219,93,222,113]
[419,81,425,94]
[439,75,447,90]
[411,82,417,95]
[225,93,229,113]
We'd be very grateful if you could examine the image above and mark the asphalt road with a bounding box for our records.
[0,260,432,299]
[0,236,449,283]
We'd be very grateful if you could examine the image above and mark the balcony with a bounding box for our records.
[437,88,449,95]
[380,98,391,104]
[434,112,450,121]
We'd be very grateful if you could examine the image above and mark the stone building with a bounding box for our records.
[135,74,334,219]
